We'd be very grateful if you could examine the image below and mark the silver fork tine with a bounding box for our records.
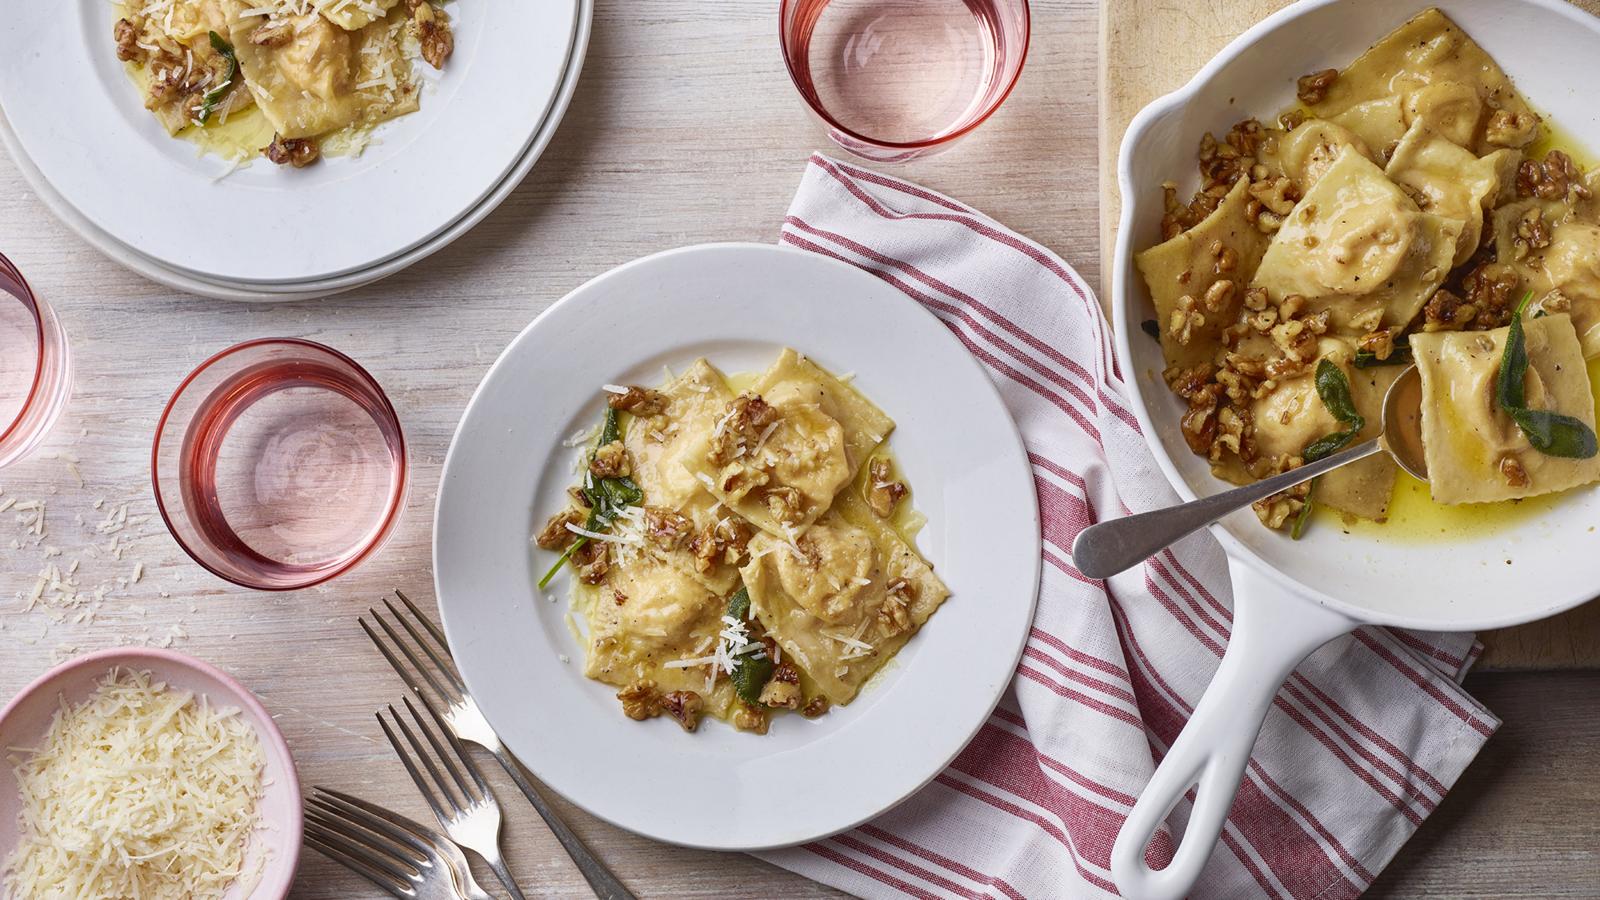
[310,786,494,900]
[305,820,416,896]
[382,597,470,697]
[412,689,492,798]
[393,588,449,649]
[312,788,440,859]
[306,814,421,887]
[377,708,458,821]
[305,830,411,897]
[380,701,525,900]
[402,695,482,803]
[365,611,462,704]
[307,805,419,872]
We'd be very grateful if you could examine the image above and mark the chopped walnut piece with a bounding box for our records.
[607,386,669,416]
[572,541,610,585]
[1485,108,1540,148]
[1249,177,1300,217]
[1201,279,1238,315]
[1296,69,1338,105]
[641,506,691,551]
[589,440,630,478]
[1160,181,1225,240]
[1517,151,1587,202]
[411,1,454,68]
[249,19,295,47]
[1279,109,1308,132]
[759,663,803,710]
[802,696,830,718]
[865,457,908,518]
[263,135,320,168]
[1165,362,1215,400]
[1251,479,1310,530]
[733,704,770,734]
[1357,328,1398,361]
[1514,207,1553,260]
[1180,384,1222,455]
[661,691,703,732]
[617,681,663,720]
[568,486,592,509]
[1500,455,1531,488]
[1460,263,1522,330]
[764,486,804,526]
[707,394,779,466]
[1209,240,1239,275]
[1542,291,1573,315]
[689,517,751,573]
[115,18,144,62]
[878,592,912,637]
[535,508,585,550]
[1168,295,1206,346]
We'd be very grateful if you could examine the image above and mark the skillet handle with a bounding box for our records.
[1110,563,1356,900]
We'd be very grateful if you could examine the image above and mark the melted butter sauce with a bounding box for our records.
[1312,356,1600,540]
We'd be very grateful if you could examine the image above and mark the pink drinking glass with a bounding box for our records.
[0,253,70,468]
[780,0,1031,163]
[151,339,408,591]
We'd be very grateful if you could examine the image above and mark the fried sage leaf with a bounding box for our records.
[198,32,238,124]
[1497,294,1598,460]
[1301,360,1365,463]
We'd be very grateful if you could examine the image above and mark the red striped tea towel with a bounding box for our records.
[756,154,1499,899]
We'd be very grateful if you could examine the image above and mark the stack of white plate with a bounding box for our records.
[0,1,591,302]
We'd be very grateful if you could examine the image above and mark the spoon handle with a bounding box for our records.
[1071,439,1383,579]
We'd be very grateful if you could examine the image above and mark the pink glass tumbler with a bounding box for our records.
[152,339,408,591]
[781,0,1031,163]
[0,253,70,468]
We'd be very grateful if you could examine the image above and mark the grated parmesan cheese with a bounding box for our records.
[0,670,265,900]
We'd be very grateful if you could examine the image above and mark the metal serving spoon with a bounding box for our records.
[1072,366,1427,580]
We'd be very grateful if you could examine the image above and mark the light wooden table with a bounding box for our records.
[0,2,1592,898]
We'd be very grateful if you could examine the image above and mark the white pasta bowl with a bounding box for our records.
[0,648,302,899]
[1109,1,1600,898]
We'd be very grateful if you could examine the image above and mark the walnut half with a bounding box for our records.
[865,457,908,518]
[263,135,320,168]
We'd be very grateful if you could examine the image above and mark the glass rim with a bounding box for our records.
[778,0,1033,152]
[0,252,49,449]
[149,337,410,592]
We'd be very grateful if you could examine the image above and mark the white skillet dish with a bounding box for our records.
[0,0,578,285]
[0,0,592,303]
[1111,1,1600,897]
[433,243,1041,849]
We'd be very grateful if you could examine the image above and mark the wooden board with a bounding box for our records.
[1099,0,1600,670]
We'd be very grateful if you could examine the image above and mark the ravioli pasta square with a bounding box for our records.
[1412,315,1600,504]
[1385,122,1518,267]
[1305,8,1541,154]
[625,359,736,510]
[1251,148,1461,335]
[740,492,949,706]
[1136,179,1273,372]
[680,349,893,539]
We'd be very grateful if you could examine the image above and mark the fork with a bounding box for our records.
[361,590,636,900]
[379,694,528,900]
[310,787,492,900]
[304,786,468,900]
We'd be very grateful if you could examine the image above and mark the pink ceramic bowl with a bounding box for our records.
[0,648,302,898]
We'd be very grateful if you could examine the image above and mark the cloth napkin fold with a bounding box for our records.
[756,154,1500,899]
